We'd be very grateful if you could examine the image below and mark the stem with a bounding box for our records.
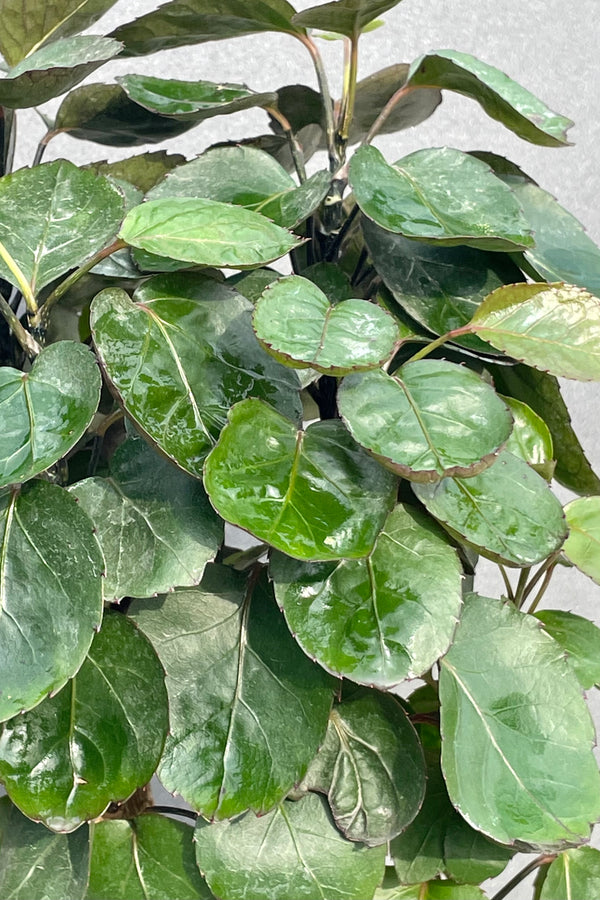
[145,805,198,822]
[361,83,416,146]
[490,854,555,900]
[296,33,338,171]
[0,106,16,177]
[404,325,473,363]
[0,240,37,316]
[521,551,561,604]
[513,566,531,609]
[498,565,514,602]
[337,35,359,152]
[264,106,307,182]
[325,202,358,261]
[527,564,558,615]
[0,293,41,357]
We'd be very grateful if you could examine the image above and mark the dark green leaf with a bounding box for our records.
[538,847,600,900]
[228,267,282,304]
[563,496,600,585]
[0,36,122,108]
[414,451,567,566]
[292,0,402,37]
[0,160,124,295]
[536,609,600,690]
[0,481,103,722]
[338,361,513,481]
[217,124,323,172]
[195,793,386,900]
[0,613,168,831]
[301,690,425,844]
[440,594,600,848]
[87,815,212,900]
[204,398,397,560]
[87,151,187,192]
[0,796,89,900]
[375,873,486,899]
[348,64,441,143]
[501,395,554,479]
[0,341,100,488]
[406,50,572,146]
[90,275,301,477]
[349,145,534,251]
[271,503,462,685]
[301,261,354,303]
[270,83,324,134]
[118,73,276,118]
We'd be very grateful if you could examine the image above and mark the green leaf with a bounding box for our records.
[488,363,600,495]
[227,267,281,304]
[0,341,101,488]
[362,216,524,355]
[131,565,333,819]
[0,35,122,108]
[414,451,567,567]
[501,395,554,479]
[86,151,187,192]
[375,872,487,900]
[535,609,600,690]
[563,496,600,585]
[0,0,120,66]
[0,481,103,722]
[270,83,324,134]
[111,0,303,57]
[0,612,168,831]
[406,50,572,146]
[301,261,355,304]
[439,593,600,848]
[292,0,402,37]
[0,796,89,900]
[349,146,534,251]
[195,793,386,900]
[119,197,303,268]
[118,74,276,119]
[348,64,441,143]
[0,160,124,295]
[90,275,301,478]
[87,815,212,900]
[253,275,399,374]
[538,847,600,900]
[204,398,397,561]
[271,503,462,685]
[68,437,222,601]
[301,690,425,845]
[338,361,513,482]
[471,282,600,380]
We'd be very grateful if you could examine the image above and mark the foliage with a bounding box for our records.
[0,1,599,898]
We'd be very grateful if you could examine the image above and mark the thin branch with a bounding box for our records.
[325,202,358,261]
[296,33,338,171]
[337,35,359,152]
[521,551,561,604]
[403,325,473,363]
[264,105,307,182]
[145,805,198,822]
[498,565,514,602]
[490,854,555,900]
[0,293,41,357]
[0,240,37,316]
[527,564,558,615]
[513,566,531,609]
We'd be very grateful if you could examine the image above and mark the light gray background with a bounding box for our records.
[12,2,600,897]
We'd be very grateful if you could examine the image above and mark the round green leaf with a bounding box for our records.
[0,612,168,831]
[118,73,276,118]
[338,361,513,482]
[349,146,534,251]
[119,196,303,268]
[471,282,600,380]
[204,398,398,561]
[538,847,600,900]
[131,564,333,819]
[501,395,554,479]
[292,0,401,37]
[195,793,386,900]
[90,274,301,478]
[301,690,426,845]
[440,594,600,848]
[253,275,399,374]
[414,451,567,567]
[87,816,212,900]
[0,341,101,488]
[535,609,600,690]
[271,503,462,685]
[0,481,103,722]
[563,496,600,584]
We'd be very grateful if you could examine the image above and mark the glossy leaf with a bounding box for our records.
[0,341,101,488]
[338,361,513,481]
[119,197,303,267]
[195,792,386,900]
[414,451,567,567]
[270,83,324,134]
[563,496,600,584]
[0,35,122,108]
[406,50,572,146]
[349,145,534,251]
[131,564,333,819]
[90,274,301,478]
[301,690,425,844]
[292,0,402,37]
[348,64,441,143]
[204,398,397,561]
[111,0,303,57]
[229,267,285,304]
[440,594,600,848]
[253,275,399,374]
[375,871,486,900]
[538,847,600,900]
[535,609,600,690]
[301,261,355,303]
[119,73,276,119]
[87,816,212,900]
[87,151,187,192]
[271,503,462,685]
[471,282,600,380]
[0,160,125,295]
[0,612,168,831]
[501,395,554,479]
[0,797,89,900]
[0,480,103,722]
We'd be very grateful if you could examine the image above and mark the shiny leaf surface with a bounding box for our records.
[338,361,512,481]
[87,151,187,192]
[348,64,441,143]
[501,395,554,479]
[292,0,402,37]
[131,565,333,819]
[0,481,103,722]
[538,847,600,900]
[204,398,397,560]
[0,613,168,832]
[271,503,462,685]
[119,73,276,118]
[535,609,600,690]
[440,594,600,848]
[563,496,600,584]
[195,793,386,900]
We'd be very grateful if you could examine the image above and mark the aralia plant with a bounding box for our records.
[0,1,600,899]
